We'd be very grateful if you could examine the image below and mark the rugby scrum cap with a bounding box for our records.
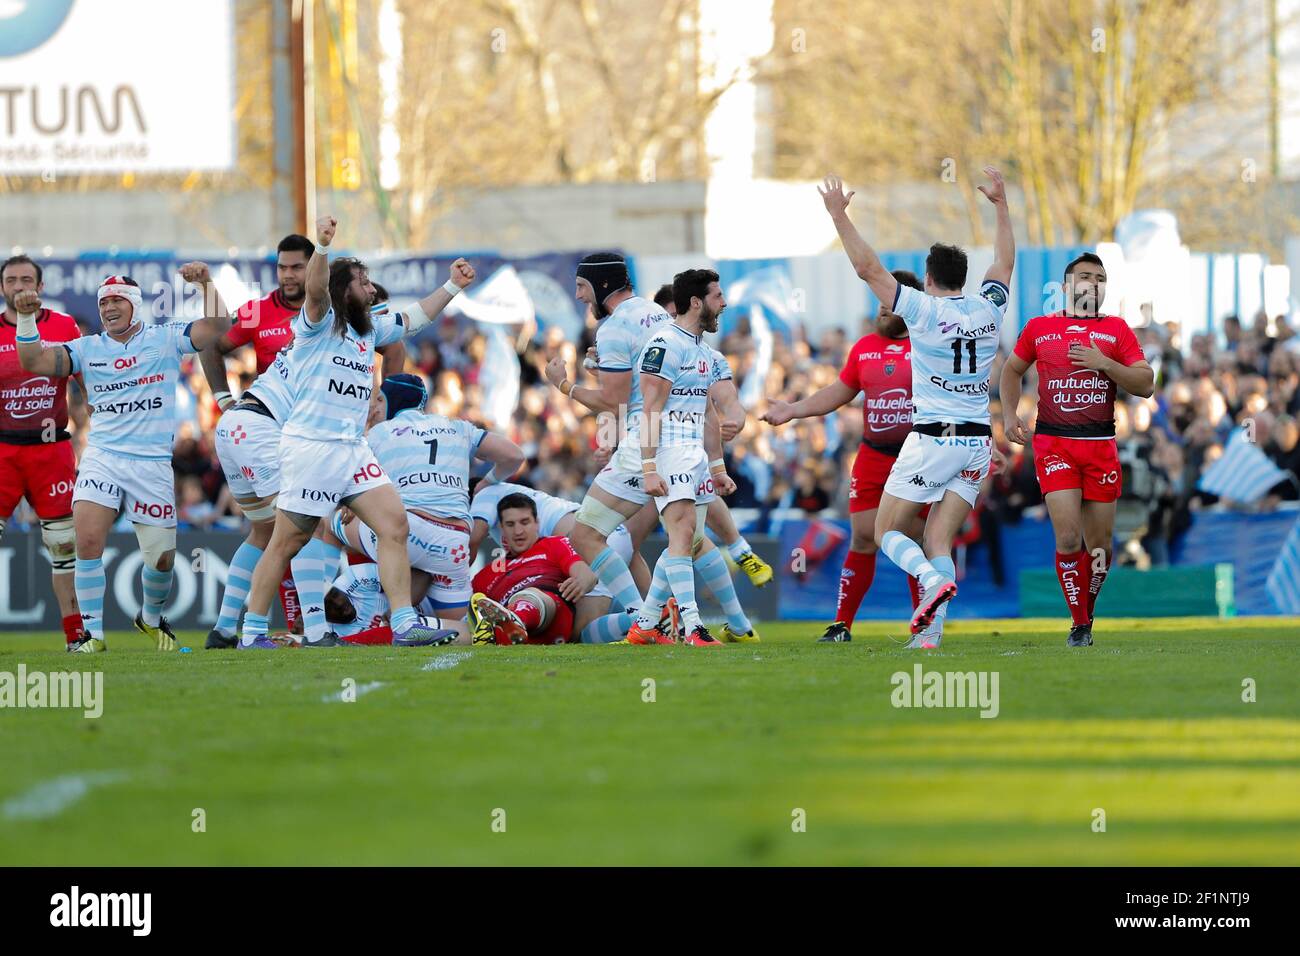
[575,253,628,304]
[380,373,428,419]
[97,275,143,319]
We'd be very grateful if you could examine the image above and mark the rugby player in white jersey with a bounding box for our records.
[651,282,774,591]
[15,266,233,652]
[543,253,668,614]
[237,215,475,648]
[621,268,744,648]
[323,373,525,645]
[818,170,1014,646]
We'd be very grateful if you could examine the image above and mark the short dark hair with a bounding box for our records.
[653,283,674,308]
[1,254,42,285]
[925,244,967,290]
[672,268,720,316]
[276,234,315,259]
[1063,252,1105,281]
[892,269,922,291]
[497,492,537,520]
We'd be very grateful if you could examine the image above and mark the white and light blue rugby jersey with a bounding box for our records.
[244,344,296,422]
[893,280,1008,425]
[595,295,671,433]
[64,321,199,461]
[635,322,726,448]
[365,408,485,520]
[709,348,734,385]
[282,307,403,443]
[331,562,438,636]
[470,482,578,543]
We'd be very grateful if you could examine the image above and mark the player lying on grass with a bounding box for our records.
[999,252,1154,647]
[323,557,460,645]
[761,270,930,642]
[819,170,1014,647]
[468,478,646,600]
[470,493,639,645]
[1,254,85,649]
[236,215,475,649]
[320,373,525,646]
[17,267,233,653]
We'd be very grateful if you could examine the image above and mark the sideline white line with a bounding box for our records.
[422,652,472,672]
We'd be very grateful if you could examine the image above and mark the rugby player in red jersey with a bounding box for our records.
[470,493,633,645]
[0,255,84,647]
[761,270,928,643]
[1000,253,1154,646]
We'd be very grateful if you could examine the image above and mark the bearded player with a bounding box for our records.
[999,253,1153,646]
[471,494,633,645]
[16,266,233,652]
[819,169,1014,645]
[236,216,473,649]
[762,270,929,643]
[0,255,83,648]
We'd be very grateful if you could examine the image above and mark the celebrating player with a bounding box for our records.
[999,253,1154,646]
[761,270,928,643]
[544,253,669,614]
[471,493,631,645]
[16,266,233,652]
[235,216,475,649]
[819,169,1015,644]
[0,255,84,648]
[323,373,525,645]
[201,236,406,649]
[621,268,742,647]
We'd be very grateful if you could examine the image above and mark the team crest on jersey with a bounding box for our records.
[641,346,666,374]
[884,363,895,375]
[982,284,1008,308]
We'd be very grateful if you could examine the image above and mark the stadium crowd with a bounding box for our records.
[11,295,1300,572]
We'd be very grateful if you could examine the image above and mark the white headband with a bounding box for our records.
[97,279,143,319]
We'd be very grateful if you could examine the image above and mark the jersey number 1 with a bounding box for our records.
[951,339,977,374]
[424,439,439,464]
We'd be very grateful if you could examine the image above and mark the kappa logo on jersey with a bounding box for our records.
[909,474,927,487]
[640,345,666,375]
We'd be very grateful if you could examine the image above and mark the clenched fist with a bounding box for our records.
[179,261,211,285]
[449,258,475,289]
[13,290,41,315]
[316,216,338,247]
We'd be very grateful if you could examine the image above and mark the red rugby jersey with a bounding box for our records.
[227,289,300,373]
[838,332,913,445]
[0,309,80,442]
[1013,313,1145,438]
[471,535,582,605]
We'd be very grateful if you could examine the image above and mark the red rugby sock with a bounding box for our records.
[1055,550,1092,626]
[510,598,544,632]
[62,614,82,645]
[907,574,922,611]
[833,551,875,626]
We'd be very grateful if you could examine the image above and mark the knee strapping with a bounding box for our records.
[574,496,626,537]
[40,516,76,572]
[133,523,176,569]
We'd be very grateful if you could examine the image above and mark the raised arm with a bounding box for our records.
[978,166,1015,288]
[13,290,69,377]
[820,176,897,307]
[378,341,407,377]
[396,258,475,338]
[198,334,240,411]
[178,261,233,353]
[546,358,631,415]
[304,216,336,325]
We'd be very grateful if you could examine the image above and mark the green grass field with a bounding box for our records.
[1,617,1298,866]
